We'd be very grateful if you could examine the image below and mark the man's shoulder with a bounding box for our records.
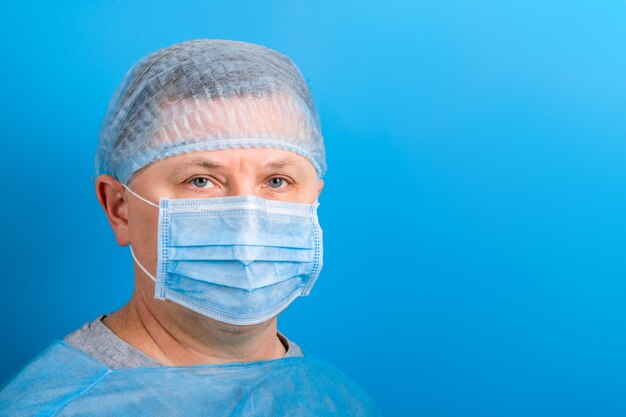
[0,343,380,417]
[0,341,110,417]
[275,354,381,415]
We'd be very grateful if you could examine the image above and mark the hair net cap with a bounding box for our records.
[95,39,326,184]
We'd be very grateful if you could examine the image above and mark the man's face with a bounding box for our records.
[118,146,323,331]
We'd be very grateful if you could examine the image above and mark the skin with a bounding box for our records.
[95,147,323,366]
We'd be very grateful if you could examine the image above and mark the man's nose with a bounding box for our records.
[226,179,258,197]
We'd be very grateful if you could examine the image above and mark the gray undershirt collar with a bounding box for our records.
[63,314,304,369]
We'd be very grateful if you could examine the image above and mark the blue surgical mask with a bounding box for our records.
[122,185,323,326]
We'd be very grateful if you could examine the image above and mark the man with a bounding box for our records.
[0,39,380,416]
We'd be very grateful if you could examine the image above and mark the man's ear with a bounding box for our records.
[95,174,130,246]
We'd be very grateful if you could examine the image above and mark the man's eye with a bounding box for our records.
[191,177,214,188]
[268,177,287,189]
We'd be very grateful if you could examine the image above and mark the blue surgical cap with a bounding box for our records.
[95,39,326,184]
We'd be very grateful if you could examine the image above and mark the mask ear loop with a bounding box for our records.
[122,183,158,282]
[129,245,157,283]
[122,183,159,208]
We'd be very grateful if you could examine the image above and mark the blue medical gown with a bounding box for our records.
[0,341,381,416]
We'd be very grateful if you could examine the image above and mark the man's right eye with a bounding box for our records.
[190,177,215,188]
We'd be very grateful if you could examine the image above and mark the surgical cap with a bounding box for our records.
[95,39,326,184]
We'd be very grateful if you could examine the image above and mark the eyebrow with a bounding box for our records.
[171,159,223,176]
[191,158,302,169]
[265,157,303,170]
[188,159,223,169]
[175,159,224,171]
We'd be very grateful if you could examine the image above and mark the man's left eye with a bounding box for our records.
[268,177,287,189]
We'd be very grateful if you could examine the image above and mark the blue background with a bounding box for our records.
[1,1,626,416]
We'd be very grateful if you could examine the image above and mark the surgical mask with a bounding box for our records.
[122,185,323,326]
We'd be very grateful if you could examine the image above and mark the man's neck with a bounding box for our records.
[102,290,287,366]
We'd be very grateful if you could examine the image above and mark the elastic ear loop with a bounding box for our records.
[122,183,159,208]
[122,183,158,282]
[129,245,157,283]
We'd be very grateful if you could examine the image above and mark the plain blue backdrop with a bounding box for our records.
[2,1,626,416]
